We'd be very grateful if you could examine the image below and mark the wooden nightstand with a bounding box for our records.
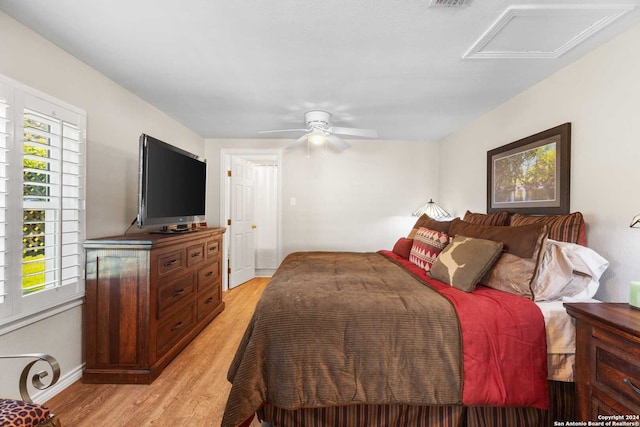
[564,303,640,420]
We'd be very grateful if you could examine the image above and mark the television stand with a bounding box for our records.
[83,227,226,384]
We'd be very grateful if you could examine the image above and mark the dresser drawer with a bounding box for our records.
[197,260,219,292]
[157,272,195,318]
[197,287,221,321]
[591,388,640,419]
[591,393,623,418]
[187,243,205,267]
[206,238,221,259]
[594,338,640,407]
[156,249,185,276]
[157,303,195,356]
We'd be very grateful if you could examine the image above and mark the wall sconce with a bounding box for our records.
[412,199,451,219]
[631,214,640,228]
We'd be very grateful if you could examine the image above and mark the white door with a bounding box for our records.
[229,157,256,288]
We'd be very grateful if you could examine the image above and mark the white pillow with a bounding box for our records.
[533,239,609,301]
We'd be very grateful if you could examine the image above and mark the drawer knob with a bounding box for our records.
[164,259,178,267]
[171,321,183,332]
[624,378,640,395]
[191,252,201,258]
[205,297,214,304]
[205,271,213,277]
[173,289,185,297]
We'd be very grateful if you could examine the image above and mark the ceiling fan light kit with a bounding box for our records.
[307,130,326,145]
[259,110,378,152]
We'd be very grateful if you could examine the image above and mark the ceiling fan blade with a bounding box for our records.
[285,134,309,150]
[258,128,309,134]
[329,126,378,138]
[326,134,351,150]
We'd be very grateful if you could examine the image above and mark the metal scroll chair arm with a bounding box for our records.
[0,353,61,403]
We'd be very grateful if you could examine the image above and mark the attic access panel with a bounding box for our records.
[463,5,634,59]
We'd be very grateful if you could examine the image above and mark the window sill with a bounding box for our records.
[0,296,84,336]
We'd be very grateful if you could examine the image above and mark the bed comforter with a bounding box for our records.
[222,251,548,427]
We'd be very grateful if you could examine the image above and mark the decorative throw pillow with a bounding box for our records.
[510,212,584,244]
[392,237,413,259]
[463,210,510,226]
[409,227,449,271]
[408,214,457,239]
[450,219,548,298]
[480,253,537,299]
[449,218,547,259]
[428,235,503,292]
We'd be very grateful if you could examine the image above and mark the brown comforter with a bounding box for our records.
[222,252,463,427]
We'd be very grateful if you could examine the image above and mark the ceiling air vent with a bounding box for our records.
[429,0,471,7]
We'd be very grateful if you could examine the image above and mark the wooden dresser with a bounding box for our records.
[565,302,640,420]
[83,227,226,384]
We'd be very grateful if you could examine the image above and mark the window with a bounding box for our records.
[0,74,86,328]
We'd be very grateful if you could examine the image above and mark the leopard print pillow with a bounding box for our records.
[0,398,50,427]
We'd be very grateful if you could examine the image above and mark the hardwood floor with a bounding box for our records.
[46,278,269,426]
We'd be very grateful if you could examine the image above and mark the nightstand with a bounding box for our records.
[564,303,640,420]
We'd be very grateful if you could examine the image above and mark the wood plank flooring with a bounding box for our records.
[45,278,269,426]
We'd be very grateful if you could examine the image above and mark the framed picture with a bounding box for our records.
[487,123,571,215]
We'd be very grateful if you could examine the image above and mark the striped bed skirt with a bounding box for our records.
[257,380,574,427]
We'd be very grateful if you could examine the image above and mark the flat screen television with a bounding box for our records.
[137,133,206,231]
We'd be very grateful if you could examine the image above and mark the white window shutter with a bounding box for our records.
[0,83,10,307]
[0,74,86,327]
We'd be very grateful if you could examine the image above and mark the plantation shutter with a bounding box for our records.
[21,94,85,300]
[0,74,85,327]
[0,84,10,306]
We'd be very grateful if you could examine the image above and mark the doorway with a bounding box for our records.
[220,149,282,291]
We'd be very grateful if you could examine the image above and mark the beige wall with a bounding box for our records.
[439,22,640,302]
[205,138,440,257]
[0,11,204,399]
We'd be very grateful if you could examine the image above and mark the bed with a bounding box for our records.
[222,211,608,427]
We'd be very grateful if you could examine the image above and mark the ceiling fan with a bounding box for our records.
[258,110,378,150]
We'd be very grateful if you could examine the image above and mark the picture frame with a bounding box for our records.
[487,123,571,215]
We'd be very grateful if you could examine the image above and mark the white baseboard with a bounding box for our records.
[33,363,84,404]
[255,269,275,277]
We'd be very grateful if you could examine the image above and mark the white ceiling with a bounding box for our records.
[1,0,639,141]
